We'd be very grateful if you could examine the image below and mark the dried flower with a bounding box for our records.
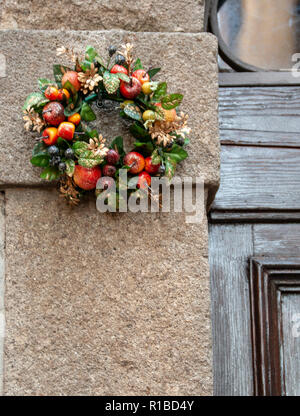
[117,43,134,72]
[88,134,109,159]
[59,175,81,206]
[78,63,102,94]
[149,112,190,147]
[56,45,78,63]
[23,107,45,133]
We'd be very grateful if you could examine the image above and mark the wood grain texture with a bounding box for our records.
[209,224,254,396]
[219,87,300,147]
[212,146,300,210]
[254,224,300,256]
[219,73,300,87]
[281,292,300,396]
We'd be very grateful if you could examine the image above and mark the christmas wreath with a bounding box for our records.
[22,43,190,206]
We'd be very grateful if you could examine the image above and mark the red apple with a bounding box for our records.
[73,165,102,190]
[42,101,65,126]
[120,78,141,99]
[144,156,160,175]
[110,65,128,75]
[62,70,81,92]
[123,151,145,174]
[132,69,150,85]
[57,122,75,141]
[103,164,117,177]
[137,171,151,190]
[42,127,58,146]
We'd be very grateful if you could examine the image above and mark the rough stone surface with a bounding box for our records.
[0,0,204,32]
[0,193,4,396]
[0,30,219,197]
[4,188,212,395]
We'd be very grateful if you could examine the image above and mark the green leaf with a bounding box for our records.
[30,154,50,167]
[148,68,161,79]
[62,79,77,97]
[153,82,167,101]
[103,71,120,94]
[65,159,75,177]
[87,129,98,138]
[134,141,154,154]
[123,103,142,121]
[80,102,96,121]
[32,141,47,156]
[151,149,161,165]
[53,65,70,85]
[73,141,89,157]
[38,78,54,91]
[133,58,143,71]
[78,153,103,168]
[23,92,48,111]
[110,136,124,156]
[85,45,98,62]
[64,97,82,117]
[165,144,188,163]
[95,55,107,68]
[116,73,130,83]
[164,156,177,180]
[57,137,71,148]
[40,166,60,181]
[129,122,151,141]
[161,93,183,110]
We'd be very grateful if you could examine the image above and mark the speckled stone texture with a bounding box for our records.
[0,0,204,32]
[5,188,212,395]
[1,30,219,396]
[0,30,219,200]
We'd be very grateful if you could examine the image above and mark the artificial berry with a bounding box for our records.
[103,164,117,177]
[115,54,126,65]
[108,45,117,56]
[137,171,151,190]
[42,101,65,126]
[50,156,61,166]
[120,78,142,99]
[44,86,59,101]
[97,176,115,191]
[145,156,160,175]
[176,137,185,146]
[42,127,58,146]
[48,145,60,156]
[142,82,152,95]
[58,162,66,172]
[110,65,128,75]
[62,70,81,92]
[68,113,81,125]
[64,148,75,159]
[57,122,75,141]
[123,151,145,174]
[132,69,150,85]
[142,110,156,121]
[159,165,166,175]
[154,102,176,122]
[106,149,120,165]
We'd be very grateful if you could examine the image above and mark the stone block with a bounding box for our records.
[0,0,205,32]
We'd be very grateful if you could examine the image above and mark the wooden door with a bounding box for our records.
[209,80,300,396]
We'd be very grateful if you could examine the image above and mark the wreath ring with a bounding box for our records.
[22,43,190,207]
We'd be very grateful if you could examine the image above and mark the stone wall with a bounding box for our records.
[0,0,205,32]
[0,16,220,396]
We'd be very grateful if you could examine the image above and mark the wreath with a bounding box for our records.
[22,43,190,206]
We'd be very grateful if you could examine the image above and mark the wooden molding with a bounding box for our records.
[250,258,300,396]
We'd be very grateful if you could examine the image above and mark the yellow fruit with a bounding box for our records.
[142,82,152,95]
[142,110,156,121]
[120,100,134,109]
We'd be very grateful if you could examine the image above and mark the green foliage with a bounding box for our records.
[123,103,142,121]
[148,68,161,79]
[133,58,143,70]
[164,156,177,180]
[30,142,50,167]
[164,144,188,163]
[116,72,130,83]
[23,92,49,111]
[161,93,183,110]
[152,82,167,101]
[72,141,103,167]
[129,122,151,141]
[65,159,75,177]
[53,65,70,85]
[151,149,161,165]
[80,102,96,121]
[103,71,120,94]
[40,166,60,180]
[38,78,54,92]
[110,136,125,157]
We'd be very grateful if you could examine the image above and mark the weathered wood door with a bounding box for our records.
[209,80,300,396]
